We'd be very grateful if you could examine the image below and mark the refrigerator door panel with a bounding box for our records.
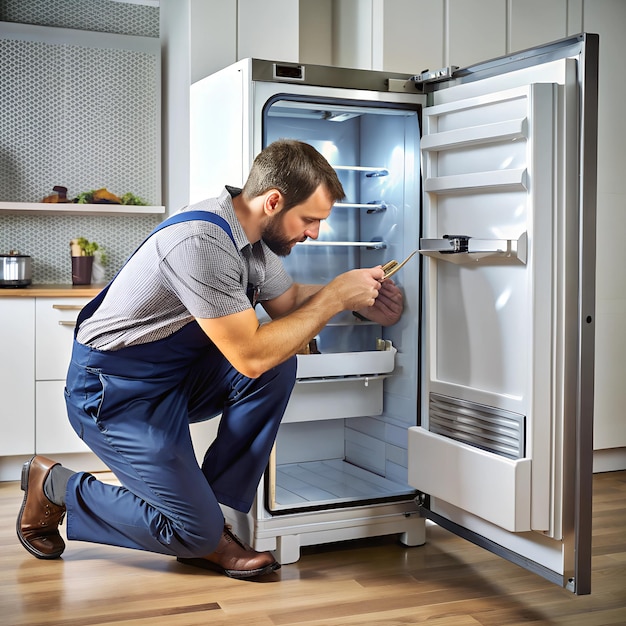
[409,34,598,594]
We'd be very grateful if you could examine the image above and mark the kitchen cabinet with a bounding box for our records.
[0,298,35,456]
[0,288,103,480]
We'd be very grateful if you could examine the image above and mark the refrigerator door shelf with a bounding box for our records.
[408,427,532,532]
[419,232,528,265]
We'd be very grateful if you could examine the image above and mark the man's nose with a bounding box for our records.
[304,224,320,239]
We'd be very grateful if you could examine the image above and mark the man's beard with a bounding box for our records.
[261,213,302,256]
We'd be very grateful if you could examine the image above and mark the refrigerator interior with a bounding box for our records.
[261,96,421,513]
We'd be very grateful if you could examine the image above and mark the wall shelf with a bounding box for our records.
[0,202,165,216]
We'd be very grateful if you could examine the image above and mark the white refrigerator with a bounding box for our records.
[189,33,598,595]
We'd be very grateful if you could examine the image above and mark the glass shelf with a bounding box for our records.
[297,240,387,249]
[334,165,389,177]
[334,201,387,213]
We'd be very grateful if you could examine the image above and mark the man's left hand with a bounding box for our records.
[356,279,403,326]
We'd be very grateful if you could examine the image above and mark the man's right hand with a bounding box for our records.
[325,267,385,312]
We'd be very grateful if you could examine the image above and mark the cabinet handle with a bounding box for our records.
[58,321,77,327]
[53,304,84,311]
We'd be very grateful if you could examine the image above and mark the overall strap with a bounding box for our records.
[75,211,237,334]
[151,210,235,245]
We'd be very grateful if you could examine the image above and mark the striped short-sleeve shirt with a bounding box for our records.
[76,187,293,350]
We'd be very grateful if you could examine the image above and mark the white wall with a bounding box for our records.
[189,0,236,84]
[160,0,191,215]
[188,0,301,81]
[300,0,333,65]
[583,0,626,471]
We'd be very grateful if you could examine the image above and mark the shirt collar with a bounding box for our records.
[217,186,251,252]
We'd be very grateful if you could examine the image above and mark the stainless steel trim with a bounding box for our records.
[251,58,420,92]
[573,32,599,597]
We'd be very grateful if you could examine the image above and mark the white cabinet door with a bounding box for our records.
[36,298,88,380]
[35,297,90,455]
[0,298,35,455]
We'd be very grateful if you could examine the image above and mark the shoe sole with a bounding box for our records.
[16,457,64,560]
[177,556,281,579]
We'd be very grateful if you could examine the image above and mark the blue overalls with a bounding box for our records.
[62,211,296,558]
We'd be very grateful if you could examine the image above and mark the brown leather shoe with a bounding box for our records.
[16,455,66,559]
[177,525,280,579]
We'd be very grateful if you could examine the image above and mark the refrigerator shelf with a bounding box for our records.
[334,201,387,213]
[334,165,389,177]
[296,240,387,249]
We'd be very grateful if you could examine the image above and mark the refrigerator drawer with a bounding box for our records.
[282,375,387,423]
[407,427,531,532]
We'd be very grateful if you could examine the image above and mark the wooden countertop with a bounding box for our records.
[0,283,106,297]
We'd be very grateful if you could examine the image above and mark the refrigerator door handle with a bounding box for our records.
[419,232,527,264]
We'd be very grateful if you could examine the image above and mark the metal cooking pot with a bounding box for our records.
[0,251,32,287]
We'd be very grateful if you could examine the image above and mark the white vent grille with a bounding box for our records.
[428,393,525,460]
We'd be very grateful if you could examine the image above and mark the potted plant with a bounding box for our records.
[70,237,106,285]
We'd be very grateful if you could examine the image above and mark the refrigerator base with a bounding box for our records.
[223,500,425,565]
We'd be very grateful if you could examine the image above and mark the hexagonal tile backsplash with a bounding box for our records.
[0,38,160,205]
[0,1,162,284]
[0,0,159,38]
[0,213,162,284]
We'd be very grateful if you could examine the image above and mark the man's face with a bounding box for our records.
[262,185,334,256]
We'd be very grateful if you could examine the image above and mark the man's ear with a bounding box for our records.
[263,190,283,215]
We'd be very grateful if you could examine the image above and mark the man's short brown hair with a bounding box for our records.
[242,139,345,210]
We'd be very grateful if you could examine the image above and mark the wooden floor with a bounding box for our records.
[0,471,625,626]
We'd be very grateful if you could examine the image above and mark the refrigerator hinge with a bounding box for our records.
[410,65,460,86]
